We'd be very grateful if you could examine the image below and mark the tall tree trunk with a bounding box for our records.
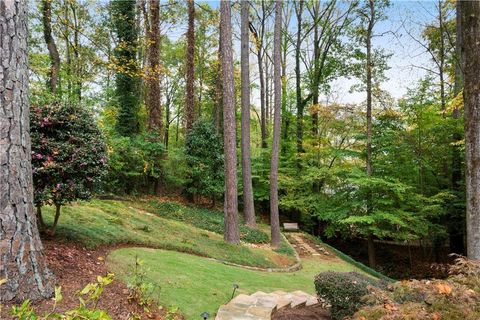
[270,0,282,249]
[146,0,162,134]
[311,1,320,136]
[450,0,464,254]
[41,0,60,94]
[214,31,223,134]
[185,0,195,131]
[241,1,256,228]
[462,0,480,260]
[0,0,54,302]
[220,0,240,244]
[366,0,375,268]
[295,0,305,153]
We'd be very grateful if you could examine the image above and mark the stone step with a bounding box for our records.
[215,290,319,320]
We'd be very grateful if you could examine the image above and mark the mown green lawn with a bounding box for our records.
[40,199,295,268]
[108,247,364,320]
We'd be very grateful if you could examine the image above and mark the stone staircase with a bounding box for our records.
[215,290,319,320]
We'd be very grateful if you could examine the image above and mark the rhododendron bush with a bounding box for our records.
[30,103,108,234]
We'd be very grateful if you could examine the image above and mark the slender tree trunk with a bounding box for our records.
[36,206,46,231]
[214,32,223,134]
[311,2,320,136]
[185,0,195,131]
[220,0,240,244]
[241,1,256,228]
[146,0,162,134]
[270,0,282,249]
[295,1,305,153]
[462,0,480,260]
[256,49,267,148]
[165,96,170,148]
[0,0,54,302]
[265,57,270,127]
[41,0,60,94]
[50,204,62,236]
[366,0,375,268]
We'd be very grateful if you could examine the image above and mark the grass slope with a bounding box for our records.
[41,199,294,268]
[108,247,363,320]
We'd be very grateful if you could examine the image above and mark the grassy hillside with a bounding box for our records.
[108,247,363,319]
[41,199,295,268]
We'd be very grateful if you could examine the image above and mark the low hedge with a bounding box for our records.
[314,271,386,320]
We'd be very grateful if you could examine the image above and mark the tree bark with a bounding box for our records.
[145,0,162,134]
[36,206,46,231]
[462,0,480,260]
[220,0,240,244]
[295,1,306,153]
[41,0,60,94]
[0,0,54,302]
[240,1,256,228]
[270,0,282,249]
[185,0,195,132]
[450,0,464,254]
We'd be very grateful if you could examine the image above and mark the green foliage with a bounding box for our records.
[105,133,165,194]
[127,257,159,310]
[110,0,140,136]
[184,119,224,200]
[314,271,384,320]
[11,274,114,320]
[144,200,269,244]
[30,103,108,207]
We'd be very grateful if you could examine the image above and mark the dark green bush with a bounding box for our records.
[314,271,382,320]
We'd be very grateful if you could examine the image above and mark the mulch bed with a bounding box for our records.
[0,240,178,320]
[272,305,330,320]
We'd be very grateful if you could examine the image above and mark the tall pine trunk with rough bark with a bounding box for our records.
[0,0,54,302]
[270,0,282,249]
[145,0,162,134]
[220,0,240,244]
[185,0,195,131]
[240,0,256,228]
[462,0,480,260]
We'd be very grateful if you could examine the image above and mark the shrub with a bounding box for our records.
[105,133,165,195]
[30,103,108,234]
[314,271,383,320]
[184,119,224,202]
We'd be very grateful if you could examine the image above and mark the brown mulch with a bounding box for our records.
[272,305,330,320]
[0,240,179,320]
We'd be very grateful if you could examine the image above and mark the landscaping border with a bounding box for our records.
[207,233,303,273]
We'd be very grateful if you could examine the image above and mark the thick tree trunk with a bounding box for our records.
[145,0,162,134]
[240,1,256,229]
[450,0,465,254]
[270,0,282,249]
[41,0,60,94]
[0,0,54,302]
[462,0,480,260]
[185,0,195,132]
[220,1,240,244]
